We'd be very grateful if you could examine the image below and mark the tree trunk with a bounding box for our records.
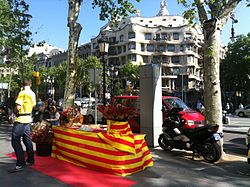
[63,0,82,110]
[203,19,226,160]
[203,19,223,129]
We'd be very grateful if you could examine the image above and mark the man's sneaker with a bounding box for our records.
[8,165,24,173]
[25,161,34,166]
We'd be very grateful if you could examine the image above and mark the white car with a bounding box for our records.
[74,97,84,106]
[86,104,103,124]
[235,104,250,117]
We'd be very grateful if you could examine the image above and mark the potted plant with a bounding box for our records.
[31,120,54,156]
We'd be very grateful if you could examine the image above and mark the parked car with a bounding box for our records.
[235,104,250,117]
[86,104,103,124]
[110,95,204,133]
[246,127,250,164]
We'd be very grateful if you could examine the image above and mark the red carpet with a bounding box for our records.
[7,152,136,187]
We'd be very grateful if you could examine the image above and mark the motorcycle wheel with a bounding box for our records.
[201,142,221,163]
[158,135,173,151]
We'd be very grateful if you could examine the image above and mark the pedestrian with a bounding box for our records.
[239,103,244,109]
[226,103,230,114]
[46,106,60,126]
[33,101,50,123]
[196,100,204,114]
[8,79,36,173]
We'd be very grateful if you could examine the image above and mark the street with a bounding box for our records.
[0,119,250,187]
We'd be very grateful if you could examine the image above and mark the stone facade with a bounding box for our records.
[91,0,204,97]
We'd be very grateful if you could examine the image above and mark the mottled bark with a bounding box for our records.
[63,0,82,110]
[203,19,223,130]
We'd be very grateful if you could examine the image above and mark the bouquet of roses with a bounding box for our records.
[98,104,135,121]
[60,107,77,123]
[31,120,53,144]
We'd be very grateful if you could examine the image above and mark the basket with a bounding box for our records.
[36,143,52,156]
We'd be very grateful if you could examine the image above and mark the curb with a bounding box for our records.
[223,129,247,134]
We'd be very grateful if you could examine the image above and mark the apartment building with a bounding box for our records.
[91,0,204,103]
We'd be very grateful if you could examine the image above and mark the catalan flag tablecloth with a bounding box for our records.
[51,126,153,176]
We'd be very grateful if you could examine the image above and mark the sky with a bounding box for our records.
[26,0,250,50]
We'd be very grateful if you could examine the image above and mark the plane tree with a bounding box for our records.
[177,0,250,159]
[64,0,140,109]
[220,33,250,105]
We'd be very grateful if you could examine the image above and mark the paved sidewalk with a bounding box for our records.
[1,123,250,187]
[223,115,250,134]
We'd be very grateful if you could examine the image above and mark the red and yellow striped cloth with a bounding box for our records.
[97,120,135,154]
[51,126,153,176]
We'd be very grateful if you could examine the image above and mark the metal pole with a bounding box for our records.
[181,74,183,101]
[94,68,97,124]
[102,54,106,106]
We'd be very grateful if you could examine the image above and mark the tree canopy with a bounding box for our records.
[220,33,250,104]
[0,0,32,83]
[64,0,141,109]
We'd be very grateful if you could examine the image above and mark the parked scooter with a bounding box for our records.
[0,104,13,123]
[158,107,224,163]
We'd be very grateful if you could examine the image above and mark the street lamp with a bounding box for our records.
[107,65,119,98]
[98,37,109,106]
[230,13,238,42]
[44,76,55,101]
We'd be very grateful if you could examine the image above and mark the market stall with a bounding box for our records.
[51,126,153,176]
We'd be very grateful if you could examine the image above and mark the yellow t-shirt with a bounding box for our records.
[15,86,36,123]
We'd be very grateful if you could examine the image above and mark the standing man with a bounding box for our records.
[8,79,36,173]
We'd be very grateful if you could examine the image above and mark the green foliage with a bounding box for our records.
[0,0,32,82]
[0,0,32,56]
[75,56,102,94]
[120,62,139,83]
[92,0,140,26]
[220,33,250,94]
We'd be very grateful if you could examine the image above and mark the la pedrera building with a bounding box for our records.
[91,0,205,106]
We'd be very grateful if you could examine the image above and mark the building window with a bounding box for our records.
[185,33,193,40]
[180,45,184,51]
[141,43,145,51]
[145,33,152,40]
[128,32,135,39]
[157,45,165,52]
[120,35,124,42]
[161,56,167,63]
[93,43,98,49]
[172,56,180,64]
[128,54,136,61]
[128,42,136,50]
[167,44,175,52]
[142,56,149,63]
[147,44,154,52]
[123,45,126,52]
[154,33,161,40]
[173,32,179,40]
[173,68,179,75]
[186,44,192,51]
[118,46,122,54]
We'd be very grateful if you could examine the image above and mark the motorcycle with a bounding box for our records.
[158,107,224,163]
[0,103,14,124]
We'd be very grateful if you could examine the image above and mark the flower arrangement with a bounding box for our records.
[60,107,77,123]
[98,104,135,122]
[31,120,53,144]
